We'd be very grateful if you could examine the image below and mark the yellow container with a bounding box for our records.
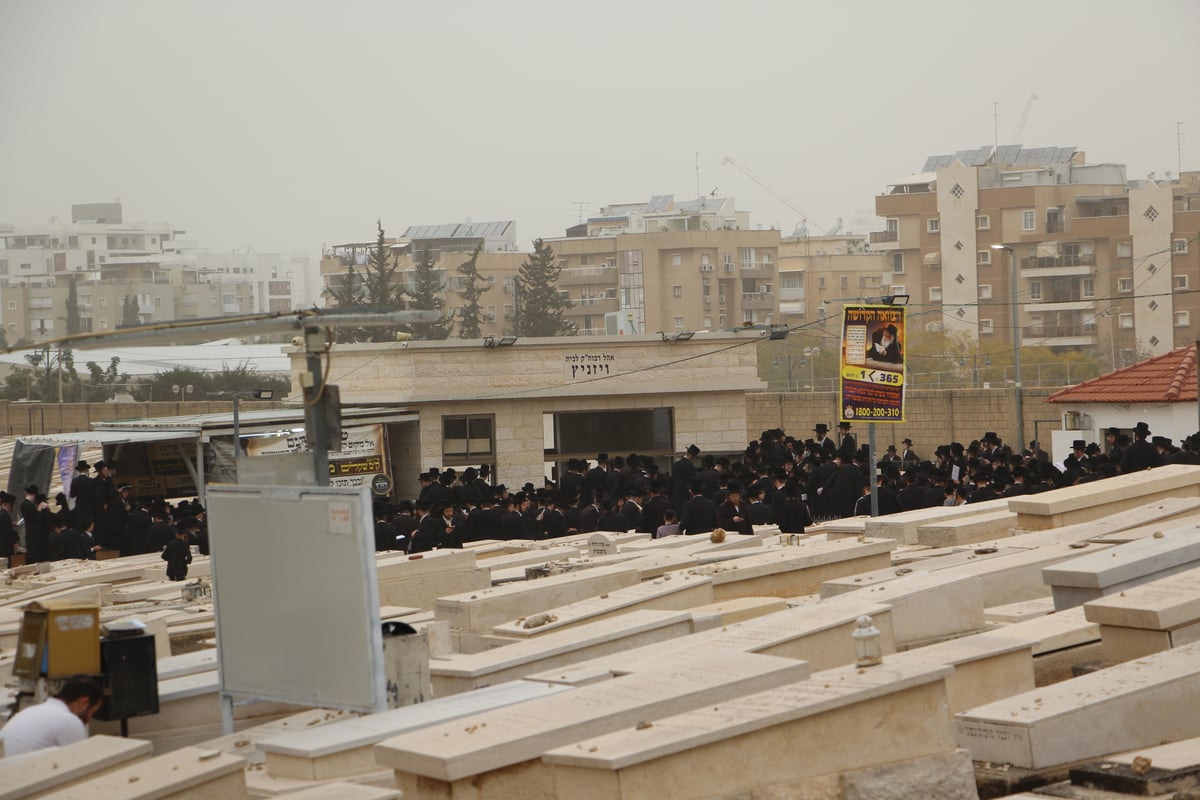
[13,602,100,679]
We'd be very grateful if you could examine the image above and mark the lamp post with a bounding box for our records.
[772,353,796,392]
[992,244,1024,454]
[803,346,820,391]
[229,389,275,462]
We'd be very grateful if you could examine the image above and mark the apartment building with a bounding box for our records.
[549,195,779,335]
[0,203,267,341]
[777,233,891,331]
[873,146,1200,362]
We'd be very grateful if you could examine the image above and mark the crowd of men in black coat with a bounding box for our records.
[375,418,1200,554]
[0,459,210,566]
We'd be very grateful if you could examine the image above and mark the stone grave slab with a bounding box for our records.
[819,545,1022,598]
[378,568,490,610]
[271,784,400,800]
[434,563,640,634]
[933,540,1116,608]
[32,746,246,800]
[916,510,1018,548]
[888,633,1035,712]
[430,609,709,695]
[374,651,810,797]
[864,498,1009,545]
[0,735,152,799]
[526,595,895,686]
[489,574,713,639]
[258,679,572,782]
[1043,523,1200,610]
[1083,564,1200,631]
[955,640,1200,769]
[1068,734,1200,796]
[684,596,788,625]
[195,708,358,766]
[985,596,1056,623]
[541,660,954,800]
[836,571,984,647]
[1007,464,1200,530]
[690,537,895,600]
[975,606,1100,656]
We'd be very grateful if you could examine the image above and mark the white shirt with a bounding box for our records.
[0,697,87,756]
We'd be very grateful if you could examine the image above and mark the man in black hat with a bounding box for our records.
[20,485,47,564]
[409,500,443,553]
[900,438,920,465]
[1071,440,1090,469]
[967,471,999,503]
[69,461,94,528]
[619,488,643,533]
[641,481,671,534]
[0,493,16,559]
[715,483,751,535]
[837,422,857,462]
[1104,427,1123,459]
[586,454,609,499]
[671,445,699,513]
[821,451,865,519]
[91,461,120,551]
[678,480,717,535]
[812,423,836,453]
[1121,422,1162,473]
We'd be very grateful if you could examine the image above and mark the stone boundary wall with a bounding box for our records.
[746,389,1062,453]
[0,400,283,437]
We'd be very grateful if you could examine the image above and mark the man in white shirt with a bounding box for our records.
[1,677,103,756]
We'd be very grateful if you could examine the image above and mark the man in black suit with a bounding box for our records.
[409,500,444,553]
[670,444,699,513]
[1121,421,1163,473]
[836,422,857,462]
[678,481,717,535]
[69,461,94,529]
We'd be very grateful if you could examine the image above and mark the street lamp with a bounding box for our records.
[992,244,1024,454]
[772,353,796,392]
[803,346,820,391]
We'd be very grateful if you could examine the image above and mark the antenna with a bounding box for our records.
[695,151,701,198]
[1179,122,1185,176]
[993,101,999,150]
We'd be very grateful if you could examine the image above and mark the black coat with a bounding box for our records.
[409,514,444,553]
[775,499,812,534]
[1121,439,1163,473]
[715,501,752,535]
[679,495,717,535]
[823,463,865,519]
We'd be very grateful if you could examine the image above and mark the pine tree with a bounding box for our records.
[66,276,81,335]
[323,263,363,308]
[410,248,453,340]
[513,238,574,337]
[456,245,489,340]
[121,293,140,327]
[358,219,407,342]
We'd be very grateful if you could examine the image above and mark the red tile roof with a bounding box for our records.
[1048,344,1198,404]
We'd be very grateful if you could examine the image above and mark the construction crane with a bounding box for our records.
[721,156,827,235]
[1013,93,1039,143]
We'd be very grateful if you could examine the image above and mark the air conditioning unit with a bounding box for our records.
[704,295,713,304]
[700,264,714,272]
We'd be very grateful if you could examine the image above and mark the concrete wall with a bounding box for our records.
[0,400,282,437]
[745,387,1063,455]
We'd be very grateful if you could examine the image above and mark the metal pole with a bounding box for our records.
[868,423,879,517]
[1009,247,1025,453]
[232,395,240,462]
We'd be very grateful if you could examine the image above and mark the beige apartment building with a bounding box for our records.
[872,145,1200,362]
[777,233,891,328]
[321,199,783,338]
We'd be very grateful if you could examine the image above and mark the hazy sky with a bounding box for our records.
[2,0,1197,259]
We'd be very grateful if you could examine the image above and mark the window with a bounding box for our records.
[1029,280,1042,301]
[1175,275,1189,290]
[672,285,683,298]
[978,284,993,300]
[1176,311,1191,327]
[885,218,898,234]
[580,254,592,266]
[5,301,13,311]
[1021,210,1036,231]
[929,286,942,302]
[154,296,162,307]
[977,215,991,230]
[817,277,826,289]
[890,284,907,295]
[703,316,712,328]
[839,275,849,290]
[98,297,107,307]
[98,319,109,329]
[980,319,994,335]
[90,237,96,244]
[1119,313,1134,329]
[892,252,904,273]
[1118,277,1133,293]
[1175,239,1189,254]
[442,415,494,461]
[1117,241,1133,258]
[20,262,30,270]
[674,316,684,329]
[1082,278,1095,298]
[977,250,991,265]
[927,218,940,234]
[672,254,681,266]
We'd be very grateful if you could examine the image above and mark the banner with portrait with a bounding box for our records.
[839,304,906,423]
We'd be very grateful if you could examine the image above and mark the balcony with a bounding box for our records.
[741,260,775,273]
[741,291,776,310]
[577,328,605,336]
[870,230,898,244]
[1069,215,1129,239]
[1024,325,1097,348]
[575,296,617,311]
[1020,253,1095,269]
[559,265,616,284]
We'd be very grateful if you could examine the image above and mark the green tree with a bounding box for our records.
[66,276,81,336]
[81,356,128,401]
[121,292,140,327]
[359,219,407,342]
[456,245,490,340]
[323,263,363,308]
[512,238,574,337]
[130,362,290,403]
[410,248,452,340]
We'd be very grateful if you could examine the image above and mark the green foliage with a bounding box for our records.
[121,292,140,327]
[325,220,409,343]
[456,245,489,340]
[512,238,574,337]
[410,248,453,340]
[130,362,290,402]
[65,276,81,336]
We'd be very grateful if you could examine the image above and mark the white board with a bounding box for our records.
[208,484,386,713]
